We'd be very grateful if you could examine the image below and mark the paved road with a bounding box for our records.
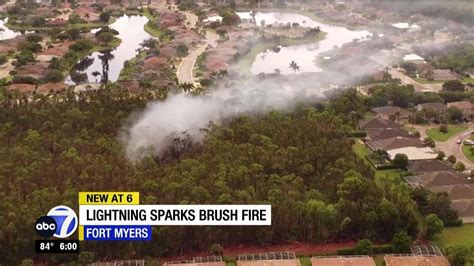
[177,30,218,85]
[436,124,474,169]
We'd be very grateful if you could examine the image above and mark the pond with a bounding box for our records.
[66,15,153,84]
[236,11,371,75]
[0,18,31,41]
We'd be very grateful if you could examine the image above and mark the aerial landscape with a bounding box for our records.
[1,0,474,265]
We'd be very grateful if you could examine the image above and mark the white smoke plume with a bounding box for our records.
[122,31,399,161]
[123,77,331,160]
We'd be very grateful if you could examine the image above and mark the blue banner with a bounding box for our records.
[82,225,152,241]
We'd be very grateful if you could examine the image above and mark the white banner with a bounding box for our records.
[79,205,271,226]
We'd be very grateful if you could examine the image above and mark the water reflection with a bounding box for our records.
[0,18,32,40]
[236,11,371,75]
[66,15,153,84]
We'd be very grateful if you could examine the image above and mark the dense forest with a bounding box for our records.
[0,87,455,264]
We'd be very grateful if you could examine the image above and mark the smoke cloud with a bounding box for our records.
[122,21,401,160]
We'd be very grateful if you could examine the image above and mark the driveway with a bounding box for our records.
[387,67,430,92]
[435,124,474,169]
[176,30,218,85]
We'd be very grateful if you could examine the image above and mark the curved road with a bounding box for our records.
[177,30,218,85]
[177,11,219,85]
[436,124,474,169]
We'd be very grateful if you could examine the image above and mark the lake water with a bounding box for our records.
[66,15,153,84]
[236,11,371,75]
[0,18,29,41]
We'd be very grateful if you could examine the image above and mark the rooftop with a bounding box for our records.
[164,256,225,266]
[451,199,474,220]
[417,102,447,111]
[368,136,425,151]
[365,128,413,141]
[430,184,474,200]
[311,255,375,266]
[404,171,469,188]
[359,117,402,130]
[403,53,424,62]
[237,252,300,266]
[387,146,438,161]
[447,101,474,110]
[407,160,454,174]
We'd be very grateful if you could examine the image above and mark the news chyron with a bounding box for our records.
[36,192,271,254]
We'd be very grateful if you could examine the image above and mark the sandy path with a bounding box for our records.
[177,30,218,85]
[184,11,198,29]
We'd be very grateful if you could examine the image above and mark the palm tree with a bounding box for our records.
[289,61,300,73]
[92,71,101,82]
[179,82,195,93]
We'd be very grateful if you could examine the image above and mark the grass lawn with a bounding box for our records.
[298,257,312,266]
[462,145,474,162]
[426,126,468,142]
[373,255,385,266]
[437,224,474,248]
[352,140,404,182]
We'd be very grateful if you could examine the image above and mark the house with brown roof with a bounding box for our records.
[311,255,375,266]
[404,171,469,188]
[407,160,455,174]
[416,102,447,113]
[36,83,68,95]
[430,184,474,200]
[16,61,50,79]
[164,256,225,266]
[385,245,449,266]
[430,69,459,81]
[367,136,425,151]
[117,80,141,94]
[365,127,413,141]
[447,101,474,120]
[384,255,450,266]
[237,252,300,266]
[359,117,401,130]
[451,199,474,223]
[7,83,36,95]
[371,106,411,122]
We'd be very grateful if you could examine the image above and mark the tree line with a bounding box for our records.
[0,87,458,264]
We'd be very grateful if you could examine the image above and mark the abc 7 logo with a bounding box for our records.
[35,205,78,239]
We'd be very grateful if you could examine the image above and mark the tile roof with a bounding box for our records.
[407,160,454,174]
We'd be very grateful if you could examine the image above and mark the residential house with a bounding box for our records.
[403,53,425,64]
[359,117,401,130]
[430,184,474,200]
[430,69,459,81]
[371,106,411,122]
[367,136,425,151]
[311,256,375,266]
[416,102,447,113]
[365,127,413,141]
[386,146,438,161]
[385,245,449,266]
[36,83,68,95]
[447,101,474,120]
[237,252,300,266]
[407,160,455,174]
[7,83,36,96]
[164,257,225,266]
[117,80,141,94]
[451,199,474,223]
[404,171,470,188]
